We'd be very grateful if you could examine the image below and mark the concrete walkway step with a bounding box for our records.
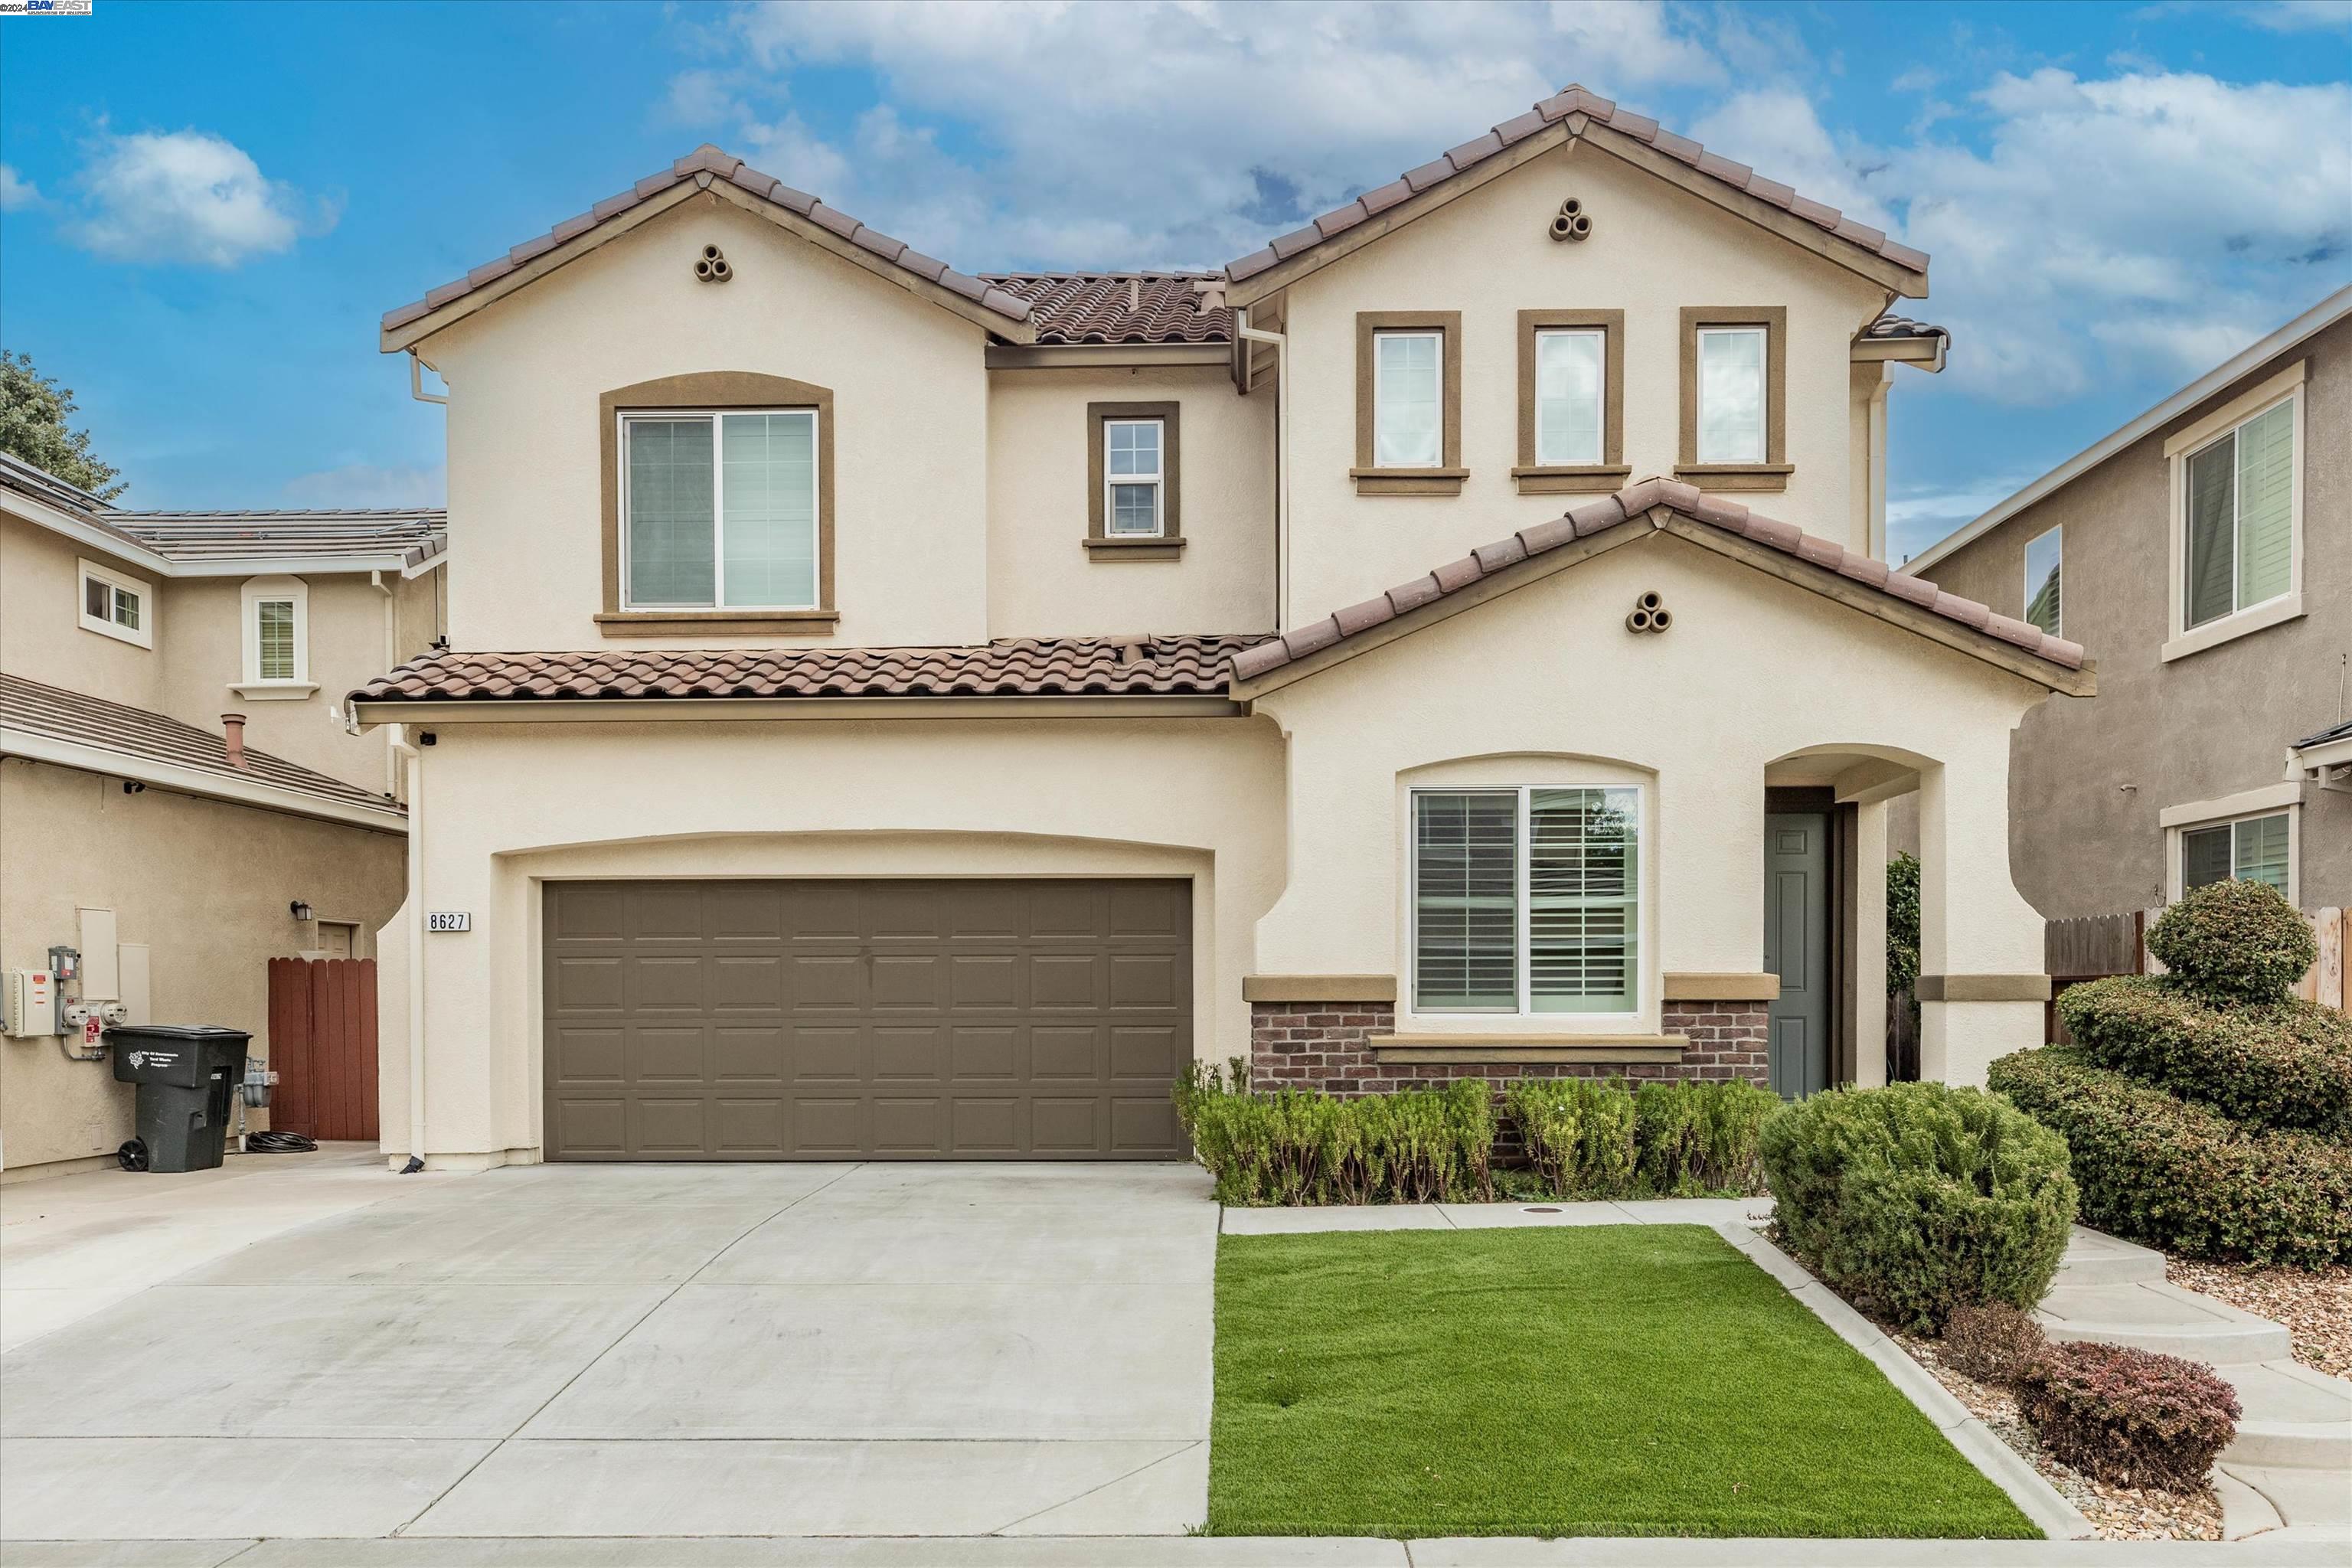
[2216,1462,2352,1544]
[2053,1224,2168,1286]
[2220,1360,2352,1468]
[2034,1279,2293,1365]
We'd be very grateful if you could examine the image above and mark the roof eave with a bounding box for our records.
[0,724,407,833]
[348,693,1247,726]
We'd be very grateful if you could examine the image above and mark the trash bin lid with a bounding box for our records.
[102,1024,253,1044]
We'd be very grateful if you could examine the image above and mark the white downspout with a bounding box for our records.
[371,571,398,798]
[1236,307,1291,632]
[387,723,427,1171]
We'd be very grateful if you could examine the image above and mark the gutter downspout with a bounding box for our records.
[387,723,426,1172]
[372,571,398,798]
[1235,306,1291,632]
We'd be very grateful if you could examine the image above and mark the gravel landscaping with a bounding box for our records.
[1894,1330,2223,1542]
[2165,1256,2352,1378]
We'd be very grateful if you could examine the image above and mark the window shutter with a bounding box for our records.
[2233,401,2294,609]
[1527,788,1638,1012]
[1413,792,1517,1008]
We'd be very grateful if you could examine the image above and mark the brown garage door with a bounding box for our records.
[542,879,1191,1161]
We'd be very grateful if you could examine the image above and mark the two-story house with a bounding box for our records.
[351,85,2091,1171]
[1903,287,2347,921]
[0,452,444,1177]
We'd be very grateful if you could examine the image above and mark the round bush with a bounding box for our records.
[2018,1341,2239,1492]
[1760,1083,2076,1333]
[1942,1302,2049,1388]
[2145,878,2316,1004]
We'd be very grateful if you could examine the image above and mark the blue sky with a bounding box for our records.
[2,0,2347,560]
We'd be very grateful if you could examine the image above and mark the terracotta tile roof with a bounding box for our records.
[1229,477,2085,684]
[1227,83,1929,287]
[383,145,1034,338]
[350,635,1266,705]
[0,673,402,815]
[111,509,447,570]
[1864,311,1946,341]
[983,273,1233,345]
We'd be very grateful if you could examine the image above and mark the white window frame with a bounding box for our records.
[2022,523,2063,640]
[1373,328,1444,471]
[77,558,153,650]
[617,406,822,611]
[2161,361,2305,663]
[2160,783,2301,906]
[1695,325,1769,465]
[1533,327,1607,469]
[1102,417,1165,538]
[235,574,315,699]
[1406,782,1645,1021]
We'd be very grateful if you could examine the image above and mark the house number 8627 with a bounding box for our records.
[426,912,472,933]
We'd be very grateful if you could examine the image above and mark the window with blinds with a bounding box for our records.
[2184,397,2294,631]
[1412,786,1641,1014]
[255,599,297,681]
[2182,812,2290,897]
[622,408,818,609]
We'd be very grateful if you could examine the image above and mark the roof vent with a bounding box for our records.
[1549,198,1592,243]
[695,243,733,283]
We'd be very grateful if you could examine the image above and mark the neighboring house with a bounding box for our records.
[351,83,2091,1171]
[0,453,446,1178]
[1902,288,2347,920]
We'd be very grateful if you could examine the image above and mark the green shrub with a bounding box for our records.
[1633,1079,1779,1196]
[1941,1302,2048,1387]
[2145,877,2316,1004]
[1989,1047,2352,1266]
[2017,1341,2240,1493]
[1886,852,1921,997]
[1172,1063,1494,1206]
[1505,1078,1636,1198]
[1759,1083,2076,1332]
[2056,976,2352,1133]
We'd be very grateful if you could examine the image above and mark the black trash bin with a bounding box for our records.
[107,1025,251,1172]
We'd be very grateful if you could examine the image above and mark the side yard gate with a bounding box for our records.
[2043,906,2346,1041]
[266,956,380,1142]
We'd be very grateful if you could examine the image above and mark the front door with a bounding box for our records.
[1764,812,1831,1097]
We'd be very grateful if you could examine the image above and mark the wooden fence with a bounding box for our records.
[267,957,380,1142]
[2042,905,2347,1041]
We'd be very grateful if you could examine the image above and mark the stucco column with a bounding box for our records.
[1851,799,1888,1088]
[1916,752,2045,1087]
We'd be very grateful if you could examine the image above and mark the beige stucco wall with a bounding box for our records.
[985,364,1275,636]
[1276,141,1893,621]
[1251,528,2052,1082]
[1,516,165,711]
[379,714,1285,1165]
[0,756,405,1174]
[1921,316,2350,915]
[425,193,993,652]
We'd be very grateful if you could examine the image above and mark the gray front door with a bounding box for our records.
[1764,812,1831,1097]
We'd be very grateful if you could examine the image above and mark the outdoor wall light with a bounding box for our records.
[289,901,315,922]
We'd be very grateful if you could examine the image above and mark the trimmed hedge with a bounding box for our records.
[1989,1047,2352,1266]
[1759,1083,2076,1333]
[1507,1078,1635,1198]
[2056,976,2352,1134]
[2145,877,2315,1004]
[1173,1062,1494,1206]
[1635,1078,1779,1196]
[2017,1341,2240,1493]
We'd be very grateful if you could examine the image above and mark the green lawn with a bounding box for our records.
[1209,1225,2038,1540]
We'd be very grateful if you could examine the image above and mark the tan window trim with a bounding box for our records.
[1514,309,1628,495]
[1677,305,1788,492]
[599,371,837,632]
[1086,400,1182,560]
[1354,310,1463,495]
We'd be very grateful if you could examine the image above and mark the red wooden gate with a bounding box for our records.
[267,957,380,1142]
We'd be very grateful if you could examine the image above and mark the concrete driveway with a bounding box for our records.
[0,1152,1217,1544]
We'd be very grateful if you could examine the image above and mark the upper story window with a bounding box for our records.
[1514,310,1626,495]
[78,559,152,650]
[2182,812,2291,897]
[1353,312,1462,495]
[2024,524,2063,639]
[1678,306,1789,492]
[621,408,818,611]
[236,575,313,698]
[1535,329,1604,466]
[2162,361,2304,662]
[1086,401,1184,558]
[1105,419,1165,536]
[1411,785,1640,1016]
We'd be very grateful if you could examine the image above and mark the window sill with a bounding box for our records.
[79,618,152,651]
[1351,467,1468,497]
[2161,592,2302,663]
[1673,463,1793,493]
[230,681,318,702]
[1085,535,1186,561]
[1370,1032,1685,1066]
[596,609,841,637]
[1512,464,1632,496]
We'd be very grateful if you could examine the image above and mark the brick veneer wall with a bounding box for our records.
[1247,1000,1770,1096]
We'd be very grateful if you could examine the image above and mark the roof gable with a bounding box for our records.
[1230,478,2089,698]
[381,146,1039,353]
[1225,85,1928,306]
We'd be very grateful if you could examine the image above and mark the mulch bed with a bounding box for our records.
[2164,1257,2352,1380]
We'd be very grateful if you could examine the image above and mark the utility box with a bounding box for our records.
[4,971,55,1037]
[109,1024,251,1172]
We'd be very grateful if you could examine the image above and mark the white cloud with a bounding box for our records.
[278,462,445,508]
[0,164,39,211]
[2240,1,2352,31]
[69,129,332,266]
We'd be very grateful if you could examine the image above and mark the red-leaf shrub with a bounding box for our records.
[1942,1302,2048,1387]
[2017,1341,2240,1492]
